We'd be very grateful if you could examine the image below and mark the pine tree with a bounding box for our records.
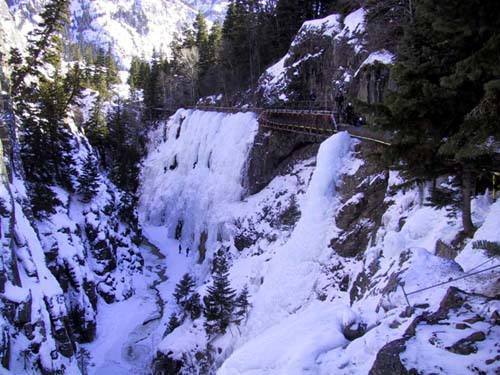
[382,0,500,237]
[77,154,100,203]
[143,52,165,121]
[184,292,202,320]
[104,45,119,87]
[30,182,61,217]
[10,0,83,216]
[233,285,250,324]
[197,21,223,96]
[118,192,139,229]
[220,0,278,94]
[106,103,142,191]
[173,273,196,306]
[203,251,236,335]
[273,0,331,59]
[85,97,109,160]
[12,0,69,89]
[195,12,210,97]
[165,313,181,335]
[128,56,146,90]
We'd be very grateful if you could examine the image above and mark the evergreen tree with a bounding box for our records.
[143,51,168,120]
[12,0,69,89]
[195,12,209,52]
[85,97,109,160]
[184,292,202,320]
[106,103,142,191]
[104,45,119,87]
[274,0,333,59]
[207,22,223,67]
[30,182,61,217]
[203,251,236,335]
[195,12,210,96]
[382,0,500,236]
[9,0,83,216]
[233,285,250,324]
[220,0,280,93]
[91,46,119,97]
[118,192,140,230]
[128,56,147,90]
[173,273,196,306]
[165,313,181,335]
[77,154,100,203]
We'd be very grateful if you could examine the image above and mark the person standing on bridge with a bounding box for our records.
[355,116,365,127]
[344,102,355,125]
[309,92,317,111]
[335,92,345,112]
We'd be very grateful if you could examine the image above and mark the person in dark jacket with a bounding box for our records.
[355,116,365,127]
[344,102,355,124]
[335,92,344,112]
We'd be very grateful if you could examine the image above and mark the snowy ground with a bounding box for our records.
[84,226,193,374]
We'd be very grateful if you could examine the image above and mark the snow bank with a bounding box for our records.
[298,13,342,38]
[219,302,349,375]
[354,50,395,76]
[456,198,500,272]
[139,109,259,253]
[335,8,366,53]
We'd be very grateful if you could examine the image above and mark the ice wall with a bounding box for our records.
[218,132,355,374]
[138,109,259,254]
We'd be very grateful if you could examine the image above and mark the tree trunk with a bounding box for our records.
[462,166,474,237]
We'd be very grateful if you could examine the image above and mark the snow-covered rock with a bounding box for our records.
[257,8,396,108]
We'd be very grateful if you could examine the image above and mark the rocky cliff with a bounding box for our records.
[257,8,396,119]
[0,55,144,374]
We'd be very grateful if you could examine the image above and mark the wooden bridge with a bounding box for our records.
[182,105,393,146]
[258,108,392,145]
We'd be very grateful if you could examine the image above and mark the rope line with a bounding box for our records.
[406,263,500,296]
[465,258,494,274]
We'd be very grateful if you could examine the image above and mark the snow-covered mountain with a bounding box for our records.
[6,0,227,67]
[0,0,24,57]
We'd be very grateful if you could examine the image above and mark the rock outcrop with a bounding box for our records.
[370,287,500,374]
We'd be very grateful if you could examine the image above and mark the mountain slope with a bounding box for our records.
[6,0,227,67]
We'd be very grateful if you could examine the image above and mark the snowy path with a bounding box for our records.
[84,226,191,374]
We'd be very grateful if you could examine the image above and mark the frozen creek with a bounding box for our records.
[83,227,189,374]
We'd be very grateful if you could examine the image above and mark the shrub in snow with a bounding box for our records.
[184,292,202,320]
[165,313,181,336]
[472,240,500,257]
[233,285,251,325]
